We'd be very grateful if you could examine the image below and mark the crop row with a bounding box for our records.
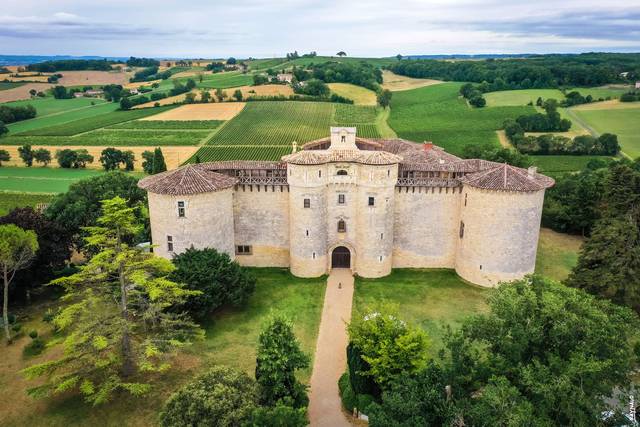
[107,120,224,130]
[17,106,177,136]
[334,104,378,123]
[188,146,293,162]
[1,128,206,146]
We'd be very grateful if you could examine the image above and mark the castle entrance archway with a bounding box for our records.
[331,246,351,269]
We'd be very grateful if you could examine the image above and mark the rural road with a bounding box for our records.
[308,269,354,427]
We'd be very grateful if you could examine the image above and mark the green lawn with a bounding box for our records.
[535,228,583,282]
[0,167,108,193]
[531,155,615,174]
[388,83,535,155]
[0,191,55,215]
[485,89,564,107]
[354,269,489,352]
[572,106,640,159]
[1,268,325,427]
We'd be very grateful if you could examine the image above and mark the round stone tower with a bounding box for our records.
[138,164,237,259]
[454,164,555,287]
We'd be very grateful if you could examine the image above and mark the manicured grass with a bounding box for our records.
[0,191,54,215]
[388,83,535,155]
[187,146,293,162]
[0,167,108,193]
[0,82,26,91]
[16,106,177,136]
[0,268,325,427]
[354,269,489,352]
[572,106,640,159]
[6,100,118,134]
[107,120,223,129]
[535,228,583,282]
[484,89,564,107]
[531,155,615,173]
[328,83,377,105]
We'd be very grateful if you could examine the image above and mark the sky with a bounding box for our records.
[1,0,639,58]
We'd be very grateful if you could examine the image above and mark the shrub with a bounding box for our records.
[170,248,256,319]
[245,404,307,427]
[160,366,258,427]
[23,337,45,356]
[338,372,358,412]
[29,330,38,339]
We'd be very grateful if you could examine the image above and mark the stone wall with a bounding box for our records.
[455,185,545,286]
[148,190,235,259]
[393,186,462,269]
[233,184,290,267]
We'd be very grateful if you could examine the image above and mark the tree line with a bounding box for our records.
[26,59,115,72]
[389,53,640,88]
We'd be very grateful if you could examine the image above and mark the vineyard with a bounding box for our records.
[188,146,294,162]
[108,120,224,129]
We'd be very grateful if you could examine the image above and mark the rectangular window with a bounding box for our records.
[464,193,468,206]
[303,198,310,208]
[318,170,322,178]
[368,197,375,206]
[236,245,252,255]
[338,194,345,205]
[167,235,174,252]
[459,221,465,238]
[177,201,185,217]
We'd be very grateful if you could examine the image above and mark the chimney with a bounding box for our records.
[292,141,298,153]
[423,141,433,151]
[527,166,537,178]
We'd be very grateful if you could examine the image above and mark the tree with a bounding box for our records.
[347,306,429,391]
[52,85,70,99]
[0,149,9,166]
[255,315,310,408]
[215,88,227,102]
[33,148,51,166]
[367,362,456,427]
[0,224,38,342]
[170,248,255,320]
[18,144,34,167]
[396,54,403,61]
[336,51,347,57]
[29,88,37,97]
[22,197,202,404]
[377,89,392,108]
[295,79,329,97]
[445,276,638,425]
[160,366,258,427]
[100,147,124,171]
[119,97,132,110]
[57,148,93,168]
[233,89,243,101]
[121,150,135,171]
[245,404,308,427]
[226,57,237,65]
[468,95,486,107]
[462,145,532,168]
[151,147,167,174]
[45,172,148,250]
[200,90,211,103]
[141,150,154,174]
[184,92,196,104]
[0,120,7,137]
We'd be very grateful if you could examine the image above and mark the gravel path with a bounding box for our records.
[308,269,354,427]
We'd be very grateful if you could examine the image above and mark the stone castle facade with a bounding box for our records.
[139,127,554,287]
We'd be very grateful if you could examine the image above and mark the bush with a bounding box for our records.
[23,337,45,356]
[159,366,258,427]
[42,310,55,323]
[29,330,38,339]
[169,248,256,319]
[338,372,376,415]
[245,404,307,427]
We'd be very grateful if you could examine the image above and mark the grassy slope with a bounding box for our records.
[327,83,377,105]
[484,89,564,107]
[535,228,583,282]
[388,83,535,155]
[354,270,489,352]
[2,269,325,427]
[6,101,119,134]
[0,191,54,215]
[0,167,108,193]
[530,155,615,174]
[0,82,27,91]
[572,106,640,159]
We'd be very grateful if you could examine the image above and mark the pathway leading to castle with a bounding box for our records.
[308,269,354,427]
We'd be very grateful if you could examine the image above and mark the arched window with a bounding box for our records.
[337,169,348,176]
[337,219,346,233]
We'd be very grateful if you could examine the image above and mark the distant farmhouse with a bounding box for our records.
[636,81,640,89]
[139,128,554,287]
[277,73,293,83]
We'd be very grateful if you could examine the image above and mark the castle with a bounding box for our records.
[138,127,554,287]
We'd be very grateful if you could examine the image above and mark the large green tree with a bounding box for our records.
[169,247,255,320]
[160,366,258,427]
[445,276,637,426]
[151,147,167,174]
[18,144,34,167]
[0,149,10,165]
[22,197,202,404]
[255,315,310,408]
[0,224,38,342]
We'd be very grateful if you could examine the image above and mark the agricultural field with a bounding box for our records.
[484,86,631,108]
[0,83,52,103]
[140,103,245,120]
[232,84,294,99]
[530,155,615,175]
[381,70,442,91]
[190,146,295,162]
[388,82,535,155]
[0,166,107,193]
[572,105,640,159]
[108,120,223,129]
[327,83,377,105]
[195,71,254,89]
[0,191,54,216]
[0,82,26,90]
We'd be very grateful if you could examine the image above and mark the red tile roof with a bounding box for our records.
[138,164,237,195]
[459,163,555,192]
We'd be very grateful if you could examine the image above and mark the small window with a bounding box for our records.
[236,245,252,255]
[341,135,346,142]
[167,235,174,252]
[381,233,384,240]
[464,193,468,207]
[313,252,316,259]
[318,170,322,178]
[379,256,383,262]
[177,201,185,217]
[306,229,309,237]
[337,169,348,176]
[459,221,465,238]
[480,265,483,270]
[303,198,310,208]
[387,169,390,177]
[368,197,375,206]
[338,194,345,204]
[337,220,346,233]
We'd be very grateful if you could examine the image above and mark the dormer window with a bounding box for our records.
[337,170,348,176]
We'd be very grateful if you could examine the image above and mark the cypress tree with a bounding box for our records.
[151,147,167,174]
